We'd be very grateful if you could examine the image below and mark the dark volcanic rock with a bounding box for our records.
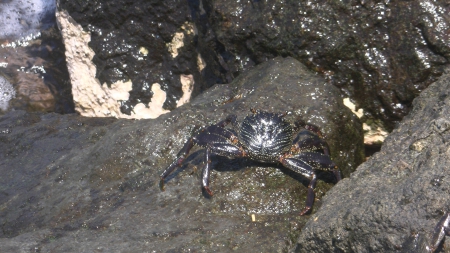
[58,0,207,114]
[190,0,450,130]
[57,0,449,129]
[0,57,363,251]
[295,66,450,252]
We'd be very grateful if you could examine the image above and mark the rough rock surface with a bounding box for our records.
[57,0,206,117]
[0,58,363,252]
[57,0,449,132]
[295,66,450,252]
[189,0,450,130]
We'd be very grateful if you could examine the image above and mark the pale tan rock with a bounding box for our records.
[167,22,196,58]
[56,10,123,117]
[343,98,363,118]
[343,97,388,145]
[131,83,170,119]
[363,123,389,146]
[176,74,194,107]
[197,53,206,72]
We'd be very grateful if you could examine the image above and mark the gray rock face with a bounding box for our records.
[0,57,363,252]
[295,67,450,252]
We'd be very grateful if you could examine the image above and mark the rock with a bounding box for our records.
[0,22,74,114]
[294,66,450,252]
[0,0,56,40]
[0,76,15,111]
[53,0,450,137]
[189,0,450,131]
[0,57,363,251]
[57,0,207,118]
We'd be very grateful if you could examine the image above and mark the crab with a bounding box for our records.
[401,212,450,253]
[159,109,341,215]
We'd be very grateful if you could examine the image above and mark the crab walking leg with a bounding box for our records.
[429,212,450,252]
[333,168,342,182]
[292,130,331,156]
[201,143,247,196]
[202,147,213,195]
[159,138,195,190]
[301,174,317,216]
[199,125,238,143]
[279,156,316,215]
[295,152,340,182]
[293,120,324,138]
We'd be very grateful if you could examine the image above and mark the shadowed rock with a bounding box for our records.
[295,66,450,252]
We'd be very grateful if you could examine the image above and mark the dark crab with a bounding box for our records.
[159,109,341,215]
[401,212,450,253]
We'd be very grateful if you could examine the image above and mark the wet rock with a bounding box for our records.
[0,57,363,251]
[189,0,450,131]
[0,20,74,114]
[55,0,449,131]
[294,66,450,252]
[57,0,207,118]
[0,0,56,40]
[0,76,15,111]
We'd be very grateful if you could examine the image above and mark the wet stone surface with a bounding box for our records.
[57,0,450,129]
[0,57,363,252]
[0,20,74,114]
[295,66,450,252]
[190,0,450,130]
[58,0,207,114]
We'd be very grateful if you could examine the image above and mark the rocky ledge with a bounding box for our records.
[0,57,363,252]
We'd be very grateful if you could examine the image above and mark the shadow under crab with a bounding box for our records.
[160,109,341,215]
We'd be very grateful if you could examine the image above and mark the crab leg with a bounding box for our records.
[279,156,316,215]
[161,116,244,193]
[429,212,450,252]
[294,152,340,182]
[201,143,246,196]
[292,137,331,155]
[202,147,213,195]
[302,173,317,216]
[280,152,340,215]
[196,125,238,144]
[159,137,195,190]
[293,120,324,137]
